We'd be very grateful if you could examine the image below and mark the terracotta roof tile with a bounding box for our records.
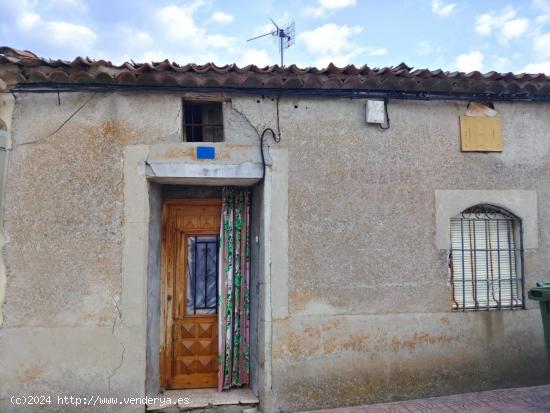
[2,46,550,99]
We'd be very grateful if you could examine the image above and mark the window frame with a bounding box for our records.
[185,234,219,316]
[182,99,225,142]
[449,204,525,311]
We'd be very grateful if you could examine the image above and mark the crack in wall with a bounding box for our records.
[107,294,126,396]
[107,154,126,396]
[229,103,275,167]
[229,100,282,172]
[150,107,181,144]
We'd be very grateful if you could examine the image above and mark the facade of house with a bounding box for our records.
[1,46,550,412]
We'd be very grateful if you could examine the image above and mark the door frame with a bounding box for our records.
[160,198,222,390]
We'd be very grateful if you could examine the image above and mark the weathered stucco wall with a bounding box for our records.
[261,97,550,411]
[0,93,14,327]
[0,93,181,412]
[0,92,263,412]
[0,91,549,412]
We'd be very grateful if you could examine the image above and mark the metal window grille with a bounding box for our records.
[186,235,219,315]
[450,204,525,311]
[183,101,224,142]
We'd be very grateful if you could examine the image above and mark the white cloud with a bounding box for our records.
[493,56,510,71]
[533,0,550,13]
[299,23,362,55]
[523,61,550,73]
[303,0,356,18]
[45,21,97,49]
[155,5,200,43]
[319,0,356,9]
[130,32,153,49]
[251,23,276,37]
[5,0,96,52]
[18,12,40,30]
[107,27,154,62]
[299,23,386,67]
[249,12,291,36]
[431,0,456,17]
[45,0,87,14]
[16,10,97,51]
[475,6,529,42]
[0,0,32,16]
[2,0,248,64]
[368,48,387,56]
[210,11,234,24]
[528,0,550,37]
[415,40,432,55]
[154,4,234,50]
[501,18,529,40]
[238,48,272,66]
[313,47,386,66]
[476,7,516,35]
[455,51,484,72]
[534,32,550,58]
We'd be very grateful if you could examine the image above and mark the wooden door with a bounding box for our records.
[161,199,221,389]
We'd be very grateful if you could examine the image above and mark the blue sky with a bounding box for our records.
[1,0,550,73]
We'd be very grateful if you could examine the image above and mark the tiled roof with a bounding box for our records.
[2,46,550,99]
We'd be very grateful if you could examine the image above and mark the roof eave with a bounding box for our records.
[8,82,548,102]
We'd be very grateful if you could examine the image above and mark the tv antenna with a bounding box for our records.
[247,19,295,67]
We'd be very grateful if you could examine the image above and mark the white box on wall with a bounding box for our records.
[366,100,386,124]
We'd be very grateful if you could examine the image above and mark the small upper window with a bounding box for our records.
[450,204,524,311]
[183,101,224,142]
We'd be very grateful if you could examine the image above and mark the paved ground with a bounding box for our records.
[303,385,550,413]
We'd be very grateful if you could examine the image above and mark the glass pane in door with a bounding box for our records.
[186,235,218,315]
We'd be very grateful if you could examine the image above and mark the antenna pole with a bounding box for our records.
[280,32,284,66]
[247,19,294,67]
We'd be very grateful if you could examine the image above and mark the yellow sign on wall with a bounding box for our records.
[459,116,503,152]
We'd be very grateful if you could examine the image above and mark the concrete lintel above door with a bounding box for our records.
[145,161,263,186]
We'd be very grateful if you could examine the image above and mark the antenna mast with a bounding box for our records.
[247,19,295,66]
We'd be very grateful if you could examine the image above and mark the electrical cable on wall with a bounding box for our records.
[275,96,281,140]
[230,96,282,181]
[259,95,282,180]
[260,127,280,180]
[379,97,390,130]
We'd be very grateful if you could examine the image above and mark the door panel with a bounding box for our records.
[172,316,218,388]
[161,200,221,390]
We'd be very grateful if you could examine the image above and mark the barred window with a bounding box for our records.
[450,205,524,310]
[186,235,218,315]
[183,101,224,142]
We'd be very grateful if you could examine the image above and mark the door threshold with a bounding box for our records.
[147,388,259,411]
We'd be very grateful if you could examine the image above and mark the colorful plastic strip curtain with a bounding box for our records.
[218,187,251,391]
